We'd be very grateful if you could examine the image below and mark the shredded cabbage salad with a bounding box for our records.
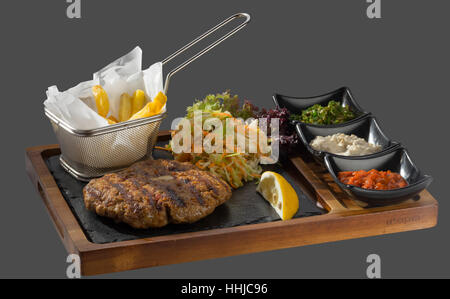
[167,92,268,188]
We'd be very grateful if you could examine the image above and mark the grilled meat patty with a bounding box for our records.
[83,159,232,229]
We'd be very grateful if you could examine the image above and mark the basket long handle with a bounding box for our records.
[161,13,251,95]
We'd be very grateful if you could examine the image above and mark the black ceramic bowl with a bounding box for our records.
[296,114,400,160]
[324,147,433,205]
[273,87,369,126]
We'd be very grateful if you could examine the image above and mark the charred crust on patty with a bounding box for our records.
[83,159,232,229]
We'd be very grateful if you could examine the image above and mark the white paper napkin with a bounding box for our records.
[44,46,164,131]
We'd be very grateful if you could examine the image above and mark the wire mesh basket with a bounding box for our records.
[46,110,166,180]
[44,13,251,181]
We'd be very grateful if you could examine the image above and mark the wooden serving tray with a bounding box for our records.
[25,131,438,276]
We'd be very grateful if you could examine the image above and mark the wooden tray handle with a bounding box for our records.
[26,147,67,241]
[290,156,347,213]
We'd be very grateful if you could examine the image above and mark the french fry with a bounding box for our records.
[129,92,167,121]
[132,89,146,115]
[107,115,119,124]
[129,102,154,121]
[92,85,110,118]
[150,92,167,114]
[119,93,133,122]
[105,117,117,125]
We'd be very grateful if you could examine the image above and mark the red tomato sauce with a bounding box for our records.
[338,169,408,190]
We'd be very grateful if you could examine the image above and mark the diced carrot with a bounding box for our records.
[338,169,408,190]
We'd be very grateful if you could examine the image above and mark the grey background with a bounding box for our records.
[0,0,448,278]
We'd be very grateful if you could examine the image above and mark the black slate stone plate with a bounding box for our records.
[44,144,325,244]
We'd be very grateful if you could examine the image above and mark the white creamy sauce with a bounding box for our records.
[310,133,382,156]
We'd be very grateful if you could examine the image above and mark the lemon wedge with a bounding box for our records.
[256,171,299,220]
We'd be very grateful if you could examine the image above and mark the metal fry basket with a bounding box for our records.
[45,13,251,181]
